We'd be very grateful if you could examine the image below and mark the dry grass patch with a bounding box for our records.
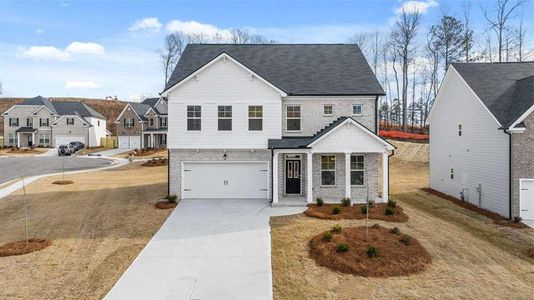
[305,203,408,222]
[0,238,51,257]
[0,148,49,156]
[309,225,431,277]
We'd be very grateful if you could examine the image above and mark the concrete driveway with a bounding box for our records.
[106,199,305,300]
[0,156,112,184]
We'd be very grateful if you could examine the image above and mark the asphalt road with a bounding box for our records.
[0,156,112,184]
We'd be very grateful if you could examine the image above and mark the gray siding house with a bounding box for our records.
[428,62,534,222]
[162,44,394,206]
[2,96,107,148]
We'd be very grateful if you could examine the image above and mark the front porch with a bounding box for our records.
[15,127,37,148]
[142,131,167,149]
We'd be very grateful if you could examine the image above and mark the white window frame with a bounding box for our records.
[350,155,365,186]
[352,104,363,116]
[321,155,336,186]
[248,105,263,131]
[187,105,201,131]
[149,118,154,127]
[124,118,134,128]
[26,117,33,127]
[218,105,232,131]
[40,118,49,127]
[286,105,301,132]
[159,117,167,128]
[9,118,19,127]
[39,133,50,144]
[323,104,334,116]
[8,133,17,144]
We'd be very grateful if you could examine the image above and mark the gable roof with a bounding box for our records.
[21,95,57,114]
[52,101,106,119]
[164,44,385,96]
[141,97,167,115]
[451,62,534,128]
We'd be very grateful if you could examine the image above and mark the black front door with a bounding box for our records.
[28,135,33,147]
[285,160,301,194]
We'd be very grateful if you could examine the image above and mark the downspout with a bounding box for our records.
[167,148,170,197]
[270,148,274,203]
[503,129,512,219]
[375,96,379,133]
[388,149,395,201]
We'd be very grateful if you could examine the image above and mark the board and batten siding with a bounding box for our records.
[429,66,510,217]
[167,57,283,149]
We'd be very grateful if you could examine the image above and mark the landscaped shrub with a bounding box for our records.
[390,227,401,235]
[514,216,522,223]
[367,246,378,257]
[371,223,381,229]
[368,198,375,206]
[360,206,368,214]
[332,206,341,214]
[387,199,397,208]
[165,194,178,203]
[400,234,412,245]
[331,224,342,234]
[316,197,324,206]
[385,207,395,215]
[336,243,349,253]
[323,232,333,242]
[341,197,351,207]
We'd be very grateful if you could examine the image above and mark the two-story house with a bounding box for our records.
[162,44,394,205]
[428,62,534,223]
[114,97,168,149]
[2,96,107,148]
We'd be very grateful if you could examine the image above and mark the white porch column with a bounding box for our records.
[31,132,35,147]
[150,133,154,148]
[344,152,351,199]
[272,150,279,204]
[306,151,313,203]
[17,133,20,148]
[382,151,389,203]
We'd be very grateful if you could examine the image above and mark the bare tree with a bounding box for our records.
[482,0,525,62]
[351,32,370,57]
[189,32,210,43]
[462,1,475,62]
[159,32,188,85]
[391,9,421,131]
[515,16,527,61]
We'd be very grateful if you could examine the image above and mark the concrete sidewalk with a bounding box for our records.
[88,148,132,157]
[105,200,305,300]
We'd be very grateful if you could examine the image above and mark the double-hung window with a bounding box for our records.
[352,104,363,116]
[350,155,365,185]
[149,118,154,127]
[8,133,17,144]
[159,117,167,128]
[450,168,454,180]
[458,124,462,136]
[26,118,33,127]
[286,105,301,131]
[9,118,19,127]
[248,106,263,131]
[323,105,333,116]
[39,133,50,144]
[40,118,49,127]
[321,155,336,186]
[66,117,74,125]
[124,118,134,128]
[218,106,232,131]
[187,106,201,131]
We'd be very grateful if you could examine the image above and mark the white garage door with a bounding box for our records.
[183,162,268,199]
[520,179,534,221]
[55,136,85,147]
[118,136,141,149]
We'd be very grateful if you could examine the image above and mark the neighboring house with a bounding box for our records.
[1,96,107,148]
[114,97,168,149]
[428,62,534,221]
[162,44,395,206]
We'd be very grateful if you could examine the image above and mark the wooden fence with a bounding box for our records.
[0,136,3,148]
[100,136,118,148]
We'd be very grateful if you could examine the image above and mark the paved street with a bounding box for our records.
[0,156,112,184]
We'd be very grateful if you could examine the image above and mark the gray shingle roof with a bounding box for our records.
[164,44,385,96]
[129,102,151,121]
[452,62,534,128]
[52,101,106,119]
[20,95,57,114]
[141,97,167,115]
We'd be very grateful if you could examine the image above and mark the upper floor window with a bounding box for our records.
[97,120,100,126]
[458,124,462,136]
[248,106,263,131]
[66,117,74,125]
[9,118,19,127]
[352,104,363,116]
[149,118,154,127]
[286,105,301,131]
[160,117,167,128]
[321,155,336,186]
[450,168,454,180]
[40,118,49,127]
[323,105,333,116]
[351,155,365,186]
[218,106,232,131]
[124,118,134,128]
[26,118,33,127]
[187,106,201,131]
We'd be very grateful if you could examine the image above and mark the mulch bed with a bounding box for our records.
[53,180,74,185]
[527,248,534,258]
[132,149,160,157]
[142,158,168,167]
[422,188,529,229]
[7,148,40,154]
[0,238,52,257]
[305,203,408,222]
[155,200,177,209]
[309,225,431,277]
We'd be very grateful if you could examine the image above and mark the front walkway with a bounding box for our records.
[105,199,305,300]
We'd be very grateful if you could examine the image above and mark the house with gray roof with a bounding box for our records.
[114,97,168,149]
[427,62,534,223]
[1,96,107,148]
[161,44,395,206]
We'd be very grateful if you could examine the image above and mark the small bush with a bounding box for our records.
[513,216,522,223]
[331,224,342,234]
[341,197,351,207]
[367,246,378,257]
[316,197,324,206]
[165,194,178,203]
[385,207,395,215]
[371,223,381,229]
[336,243,349,253]
[400,234,412,245]
[332,206,341,214]
[360,206,368,214]
[368,198,375,206]
[387,199,397,208]
[323,232,333,242]
[390,227,401,235]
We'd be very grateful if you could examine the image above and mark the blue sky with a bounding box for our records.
[0,0,532,100]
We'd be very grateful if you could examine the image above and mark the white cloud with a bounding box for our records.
[166,19,231,37]
[36,29,44,34]
[395,0,438,15]
[20,46,71,61]
[129,17,162,32]
[65,42,105,55]
[64,80,99,89]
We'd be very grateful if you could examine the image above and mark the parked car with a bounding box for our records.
[58,145,72,156]
[69,141,85,152]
